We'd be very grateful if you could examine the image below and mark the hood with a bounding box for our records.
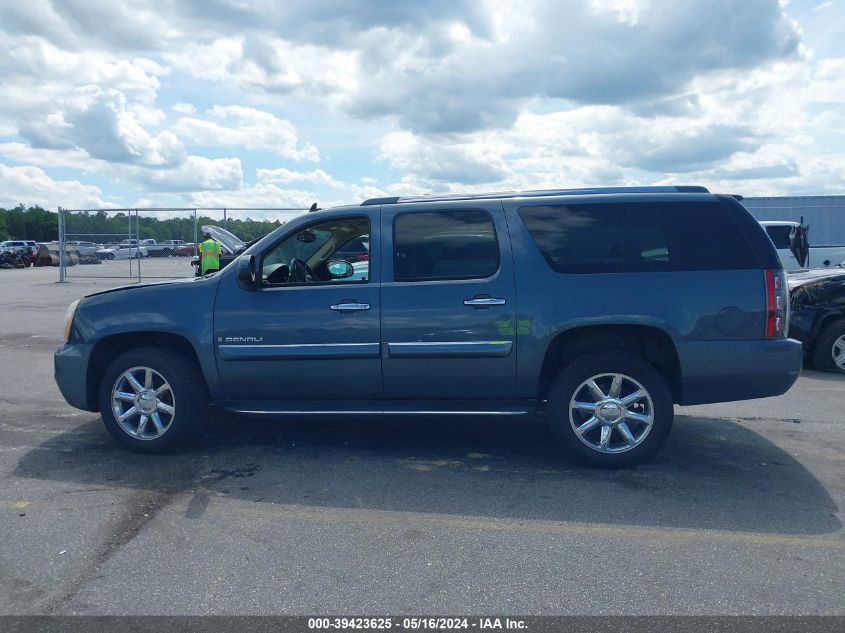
[84,275,204,298]
[789,271,845,308]
[202,225,245,255]
[787,268,845,290]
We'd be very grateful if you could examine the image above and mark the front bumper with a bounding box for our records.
[54,343,96,411]
[677,338,803,405]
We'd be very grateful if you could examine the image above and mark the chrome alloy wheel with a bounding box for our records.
[111,366,176,440]
[832,334,845,371]
[568,373,654,454]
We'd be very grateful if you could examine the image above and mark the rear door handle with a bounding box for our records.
[463,297,506,307]
[330,302,371,312]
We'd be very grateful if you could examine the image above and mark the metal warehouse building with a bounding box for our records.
[741,196,845,246]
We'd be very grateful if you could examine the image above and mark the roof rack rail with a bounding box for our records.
[360,196,400,206]
[360,185,709,206]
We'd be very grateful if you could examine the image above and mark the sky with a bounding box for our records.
[0,0,843,211]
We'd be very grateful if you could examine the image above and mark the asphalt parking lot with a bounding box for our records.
[0,266,843,615]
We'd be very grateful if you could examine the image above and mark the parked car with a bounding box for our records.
[55,185,801,467]
[97,244,148,260]
[788,269,845,373]
[66,241,104,257]
[175,242,196,257]
[148,240,188,257]
[142,240,172,257]
[0,241,38,265]
[333,235,370,262]
[760,220,845,271]
[1,240,32,254]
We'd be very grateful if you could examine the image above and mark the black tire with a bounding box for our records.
[811,319,845,374]
[106,253,115,260]
[547,351,674,468]
[98,347,207,452]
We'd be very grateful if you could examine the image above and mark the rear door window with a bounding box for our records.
[518,201,757,273]
[393,209,499,281]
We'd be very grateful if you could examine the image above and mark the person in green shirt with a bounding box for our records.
[198,230,222,275]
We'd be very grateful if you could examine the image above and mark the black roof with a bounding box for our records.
[361,185,710,206]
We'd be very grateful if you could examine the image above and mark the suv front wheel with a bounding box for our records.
[548,351,673,468]
[98,347,206,452]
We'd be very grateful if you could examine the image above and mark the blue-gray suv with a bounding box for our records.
[54,186,802,467]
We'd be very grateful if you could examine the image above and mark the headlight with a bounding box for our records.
[63,299,80,343]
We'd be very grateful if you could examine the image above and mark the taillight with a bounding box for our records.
[765,270,788,338]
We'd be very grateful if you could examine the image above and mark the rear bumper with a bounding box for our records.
[677,338,802,405]
[54,343,96,411]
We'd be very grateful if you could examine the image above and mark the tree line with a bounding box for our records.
[0,205,57,242]
[0,205,288,244]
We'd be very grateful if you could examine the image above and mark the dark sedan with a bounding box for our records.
[789,269,845,373]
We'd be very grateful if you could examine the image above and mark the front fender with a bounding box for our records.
[72,277,223,398]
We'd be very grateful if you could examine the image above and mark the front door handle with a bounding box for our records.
[330,302,371,312]
[463,297,507,307]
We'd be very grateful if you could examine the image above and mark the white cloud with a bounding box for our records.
[21,86,186,167]
[164,37,359,108]
[0,142,97,171]
[373,44,845,196]
[0,141,247,196]
[257,167,344,188]
[172,103,197,116]
[0,0,841,206]
[189,184,328,210]
[174,106,319,161]
[138,156,243,192]
[0,163,111,209]
[379,132,509,185]
[256,167,389,203]
[0,34,164,109]
[152,1,803,135]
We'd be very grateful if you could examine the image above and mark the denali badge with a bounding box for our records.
[221,336,264,343]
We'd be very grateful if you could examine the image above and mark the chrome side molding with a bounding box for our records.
[387,340,513,358]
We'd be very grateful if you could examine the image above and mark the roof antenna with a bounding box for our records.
[309,202,319,212]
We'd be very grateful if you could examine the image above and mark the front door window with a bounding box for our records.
[262,217,370,285]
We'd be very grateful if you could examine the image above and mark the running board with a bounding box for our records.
[215,400,537,417]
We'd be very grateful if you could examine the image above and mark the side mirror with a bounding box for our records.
[326,259,354,279]
[237,254,258,288]
[297,230,317,243]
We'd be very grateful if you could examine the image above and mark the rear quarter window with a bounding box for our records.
[518,201,758,273]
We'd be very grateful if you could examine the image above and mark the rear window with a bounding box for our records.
[764,225,792,250]
[518,201,757,273]
[394,209,499,281]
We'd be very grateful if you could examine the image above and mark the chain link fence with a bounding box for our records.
[57,207,308,281]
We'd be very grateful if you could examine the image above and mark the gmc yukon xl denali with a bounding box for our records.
[55,186,802,467]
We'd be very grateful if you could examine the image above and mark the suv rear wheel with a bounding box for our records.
[811,319,845,374]
[98,347,206,452]
[548,351,673,468]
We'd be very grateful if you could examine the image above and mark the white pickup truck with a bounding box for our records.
[759,221,845,271]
